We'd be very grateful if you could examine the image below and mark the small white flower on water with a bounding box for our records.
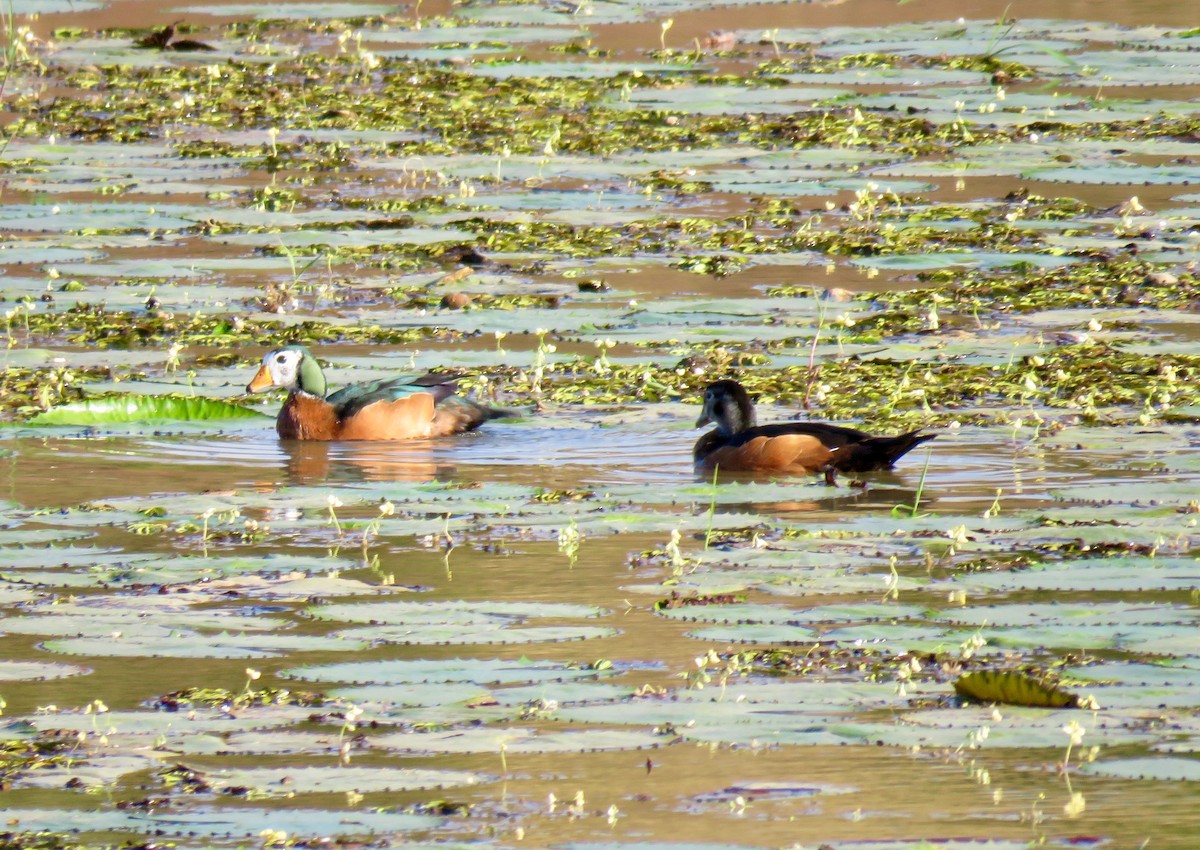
[1062,718,1086,746]
[1087,318,1102,332]
[245,668,261,681]
[378,500,395,517]
[327,495,343,509]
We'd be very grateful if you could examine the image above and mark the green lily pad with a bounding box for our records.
[0,203,197,234]
[1080,757,1200,782]
[280,657,618,686]
[176,2,398,17]
[211,765,489,795]
[27,395,268,426]
[373,726,665,755]
[307,599,607,623]
[16,752,168,791]
[954,670,1082,708]
[0,660,90,681]
[42,630,368,658]
[26,705,312,736]
[0,808,437,838]
[336,624,618,646]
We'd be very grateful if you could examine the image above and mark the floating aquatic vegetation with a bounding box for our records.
[26,394,267,426]
[953,669,1084,708]
[1,5,1200,849]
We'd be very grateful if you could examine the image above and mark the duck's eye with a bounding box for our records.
[275,353,289,364]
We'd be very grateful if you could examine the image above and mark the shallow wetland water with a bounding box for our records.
[1,0,1200,848]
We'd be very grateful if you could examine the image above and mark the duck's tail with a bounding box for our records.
[832,431,937,473]
[432,396,515,435]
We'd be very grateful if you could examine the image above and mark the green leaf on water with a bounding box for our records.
[280,656,618,686]
[211,765,489,795]
[0,660,90,682]
[1080,757,1200,782]
[41,630,368,659]
[27,705,313,736]
[953,670,1082,708]
[372,726,665,755]
[0,807,437,838]
[27,395,268,425]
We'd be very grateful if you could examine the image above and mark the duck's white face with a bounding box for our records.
[247,348,304,393]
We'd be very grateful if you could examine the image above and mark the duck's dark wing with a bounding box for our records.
[830,431,936,472]
[327,373,458,419]
[743,421,874,447]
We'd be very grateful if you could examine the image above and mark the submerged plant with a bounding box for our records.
[891,447,933,518]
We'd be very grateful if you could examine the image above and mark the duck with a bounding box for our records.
[247,345,506,441]
[694,379,935,482]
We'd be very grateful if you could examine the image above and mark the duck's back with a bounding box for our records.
[328,374,456,419]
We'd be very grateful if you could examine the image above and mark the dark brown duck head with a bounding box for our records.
[696,380,757,437]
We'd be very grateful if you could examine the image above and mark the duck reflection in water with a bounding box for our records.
[278,439,453,485]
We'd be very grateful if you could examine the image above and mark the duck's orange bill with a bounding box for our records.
[246,364,276,393]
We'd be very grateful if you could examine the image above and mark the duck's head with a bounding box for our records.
[695,379,756,436]
[247,345,326,397]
